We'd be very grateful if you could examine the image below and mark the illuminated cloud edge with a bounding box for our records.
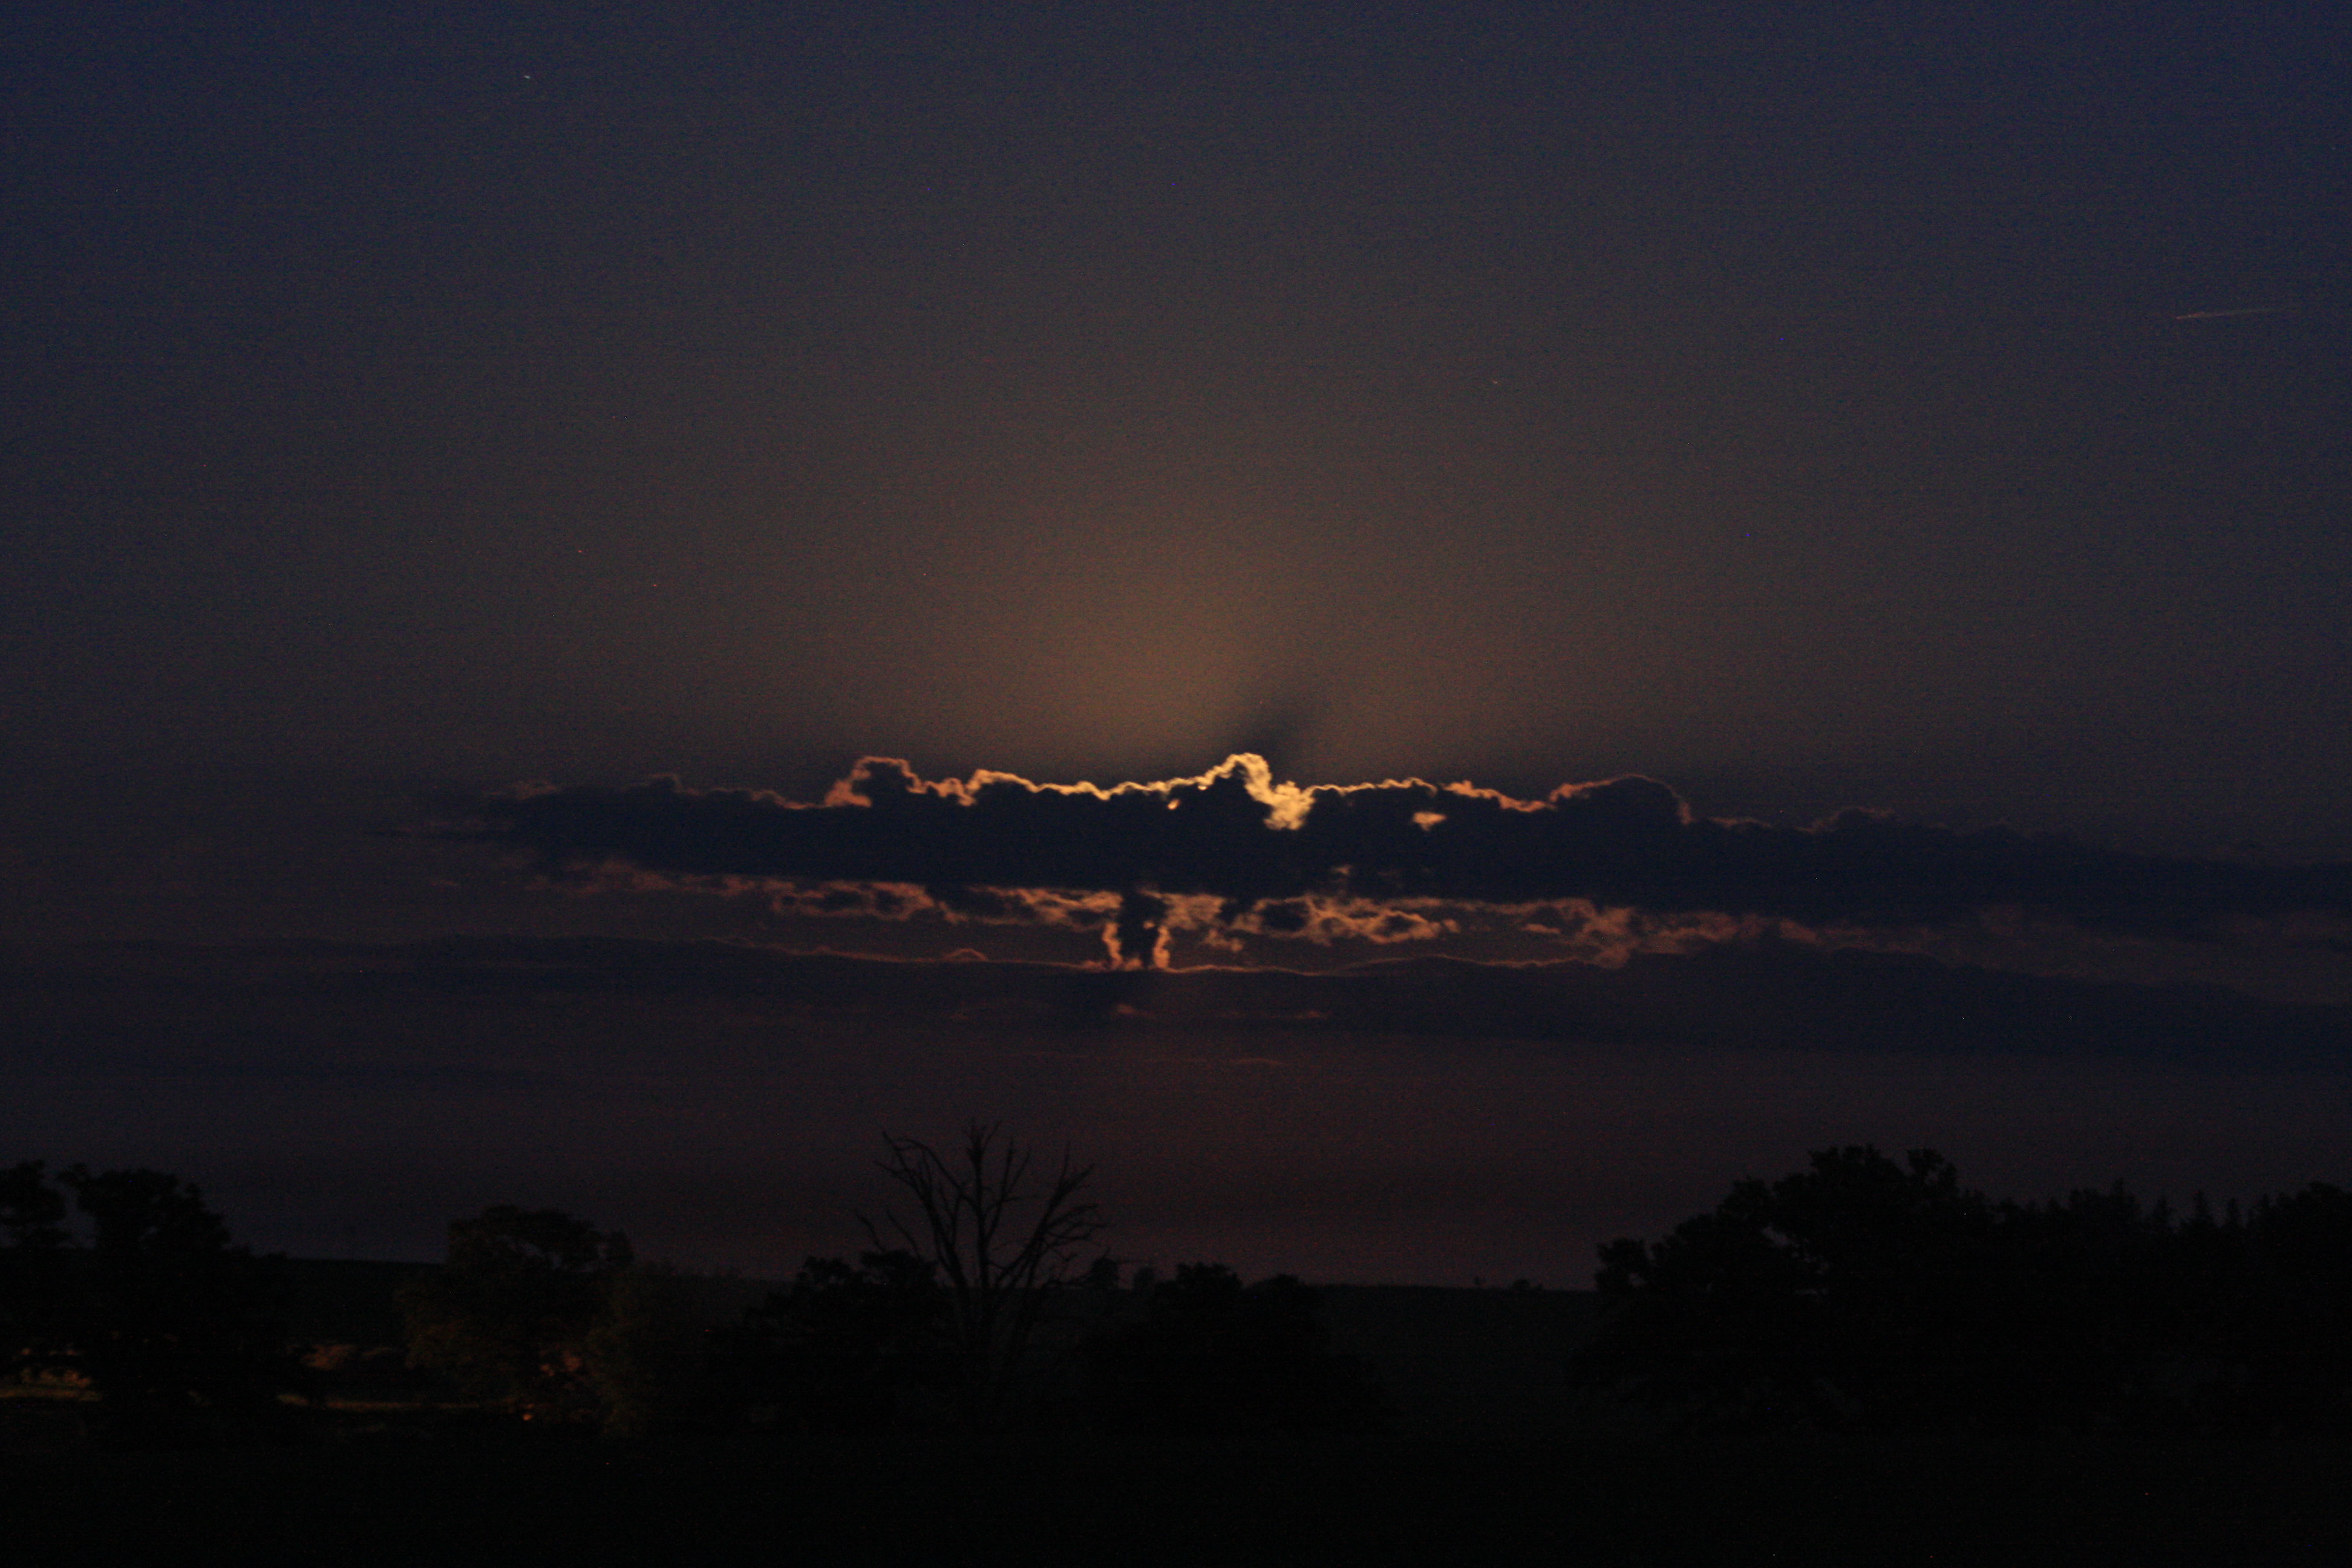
[447,754,2352,967]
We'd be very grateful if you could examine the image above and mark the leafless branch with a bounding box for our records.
[861,1120,1105,1426]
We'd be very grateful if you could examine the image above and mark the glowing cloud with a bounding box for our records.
[448,755,2352,968]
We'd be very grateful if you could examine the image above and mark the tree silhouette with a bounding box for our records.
[583,1261,722,1437]
[863,1122,1105,1428]
[1575,1148,2352,1435]
[2229,1181,2352,1432]
[1,1161,71,1384]
[0,1163,297,1445]
[1577,1148,2121,1431]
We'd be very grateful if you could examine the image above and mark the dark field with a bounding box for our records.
[8,1422,2350,1564]
[7,1269,2348,1564]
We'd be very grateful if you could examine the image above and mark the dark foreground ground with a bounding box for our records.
[5,1419,2349,1566]
[6,1270,2347,1562]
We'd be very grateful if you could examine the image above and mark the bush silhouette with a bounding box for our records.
[1086,1264,1385,1435]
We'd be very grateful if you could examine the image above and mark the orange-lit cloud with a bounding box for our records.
[451,754,2352,969]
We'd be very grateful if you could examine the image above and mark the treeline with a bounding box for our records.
[396,1215,1382,1439]
[1573,1146,2352,1436]
[15,1141,2352,1448]
[0,1133,1383,1446]
[390,1118,1388,1440]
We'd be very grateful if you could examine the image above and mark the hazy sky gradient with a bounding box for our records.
[5,5,2349,1278]
[9,5,2350,944]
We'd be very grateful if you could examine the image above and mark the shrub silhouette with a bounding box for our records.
[1086,1264,1386,1435]
[712,1249,955,1432]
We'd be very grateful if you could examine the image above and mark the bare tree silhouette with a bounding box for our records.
[864,1122,1104,1428]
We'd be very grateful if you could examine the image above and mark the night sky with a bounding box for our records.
[7,5,2350,1281]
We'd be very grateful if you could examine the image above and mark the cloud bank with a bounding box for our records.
[450,755,2352,967]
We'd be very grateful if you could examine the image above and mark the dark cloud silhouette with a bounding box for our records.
[448,756,2352,967]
